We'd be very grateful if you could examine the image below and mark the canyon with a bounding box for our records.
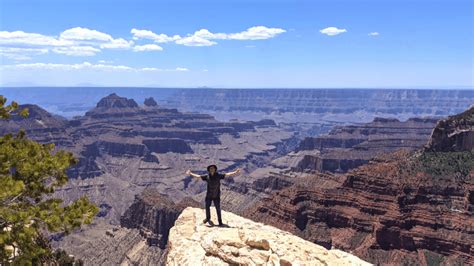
[243,106,474,265]
[1,90,472,265]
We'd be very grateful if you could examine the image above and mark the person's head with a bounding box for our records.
[207,165,217,175]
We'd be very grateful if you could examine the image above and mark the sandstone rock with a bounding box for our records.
[165,207,371,266]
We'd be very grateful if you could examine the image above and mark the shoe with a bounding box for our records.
[202,219,209,224]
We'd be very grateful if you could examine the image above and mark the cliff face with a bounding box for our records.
[244,107,474,265]
[164,207,371,266]
[165,89,474,123]
[120,188,200,248]
[425,105,474,152]
[52,220,165,265]
[56,189,200,264]
[293,116,439,173]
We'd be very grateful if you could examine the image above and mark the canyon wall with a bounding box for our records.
[243,106,474,265]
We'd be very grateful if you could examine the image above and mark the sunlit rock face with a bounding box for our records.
[425,105,474,152]
[164,207,371,266]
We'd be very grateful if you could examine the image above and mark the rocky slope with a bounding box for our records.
[243,106,474,265]
[293,116,439,173]
[52,220,164,265]
[55,189,201,265]
[164,207,371,266]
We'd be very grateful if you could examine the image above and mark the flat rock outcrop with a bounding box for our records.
[165,207,371,266]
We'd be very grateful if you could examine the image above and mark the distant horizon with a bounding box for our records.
[1,86,473,90]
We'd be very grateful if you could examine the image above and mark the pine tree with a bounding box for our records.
[0,96,99,265]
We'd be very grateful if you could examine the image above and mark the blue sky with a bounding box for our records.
[0,0,472,88]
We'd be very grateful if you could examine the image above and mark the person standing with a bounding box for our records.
[186,165,240,226]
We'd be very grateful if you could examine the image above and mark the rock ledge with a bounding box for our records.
[165,207,371,266]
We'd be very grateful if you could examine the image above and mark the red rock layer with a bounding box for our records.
[245,150,474,265]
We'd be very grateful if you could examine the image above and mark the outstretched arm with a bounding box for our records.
[186,169,202,178]
[224,168,241,177]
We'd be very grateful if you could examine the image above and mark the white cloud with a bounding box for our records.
[0,28,134,60]
[60,27,113,41]
[0,25,286,59]
[175,35,217,46]
[52,46,101,56]
[131,28,181,43]
[0,47,49,60]
[133,44,163,52]
[1,62,130,71]
[190,29,227,40]
[132,26,286,47]
[60,28,133,49]
[226,26,286,40]
[368,32,380,36]
[0,30,72,46]
[139,67,188,71]
[140,67,161,71]
[100,38,133,49]
[98,60,113,64]
[1,62,189,72]
[319,27,347,36]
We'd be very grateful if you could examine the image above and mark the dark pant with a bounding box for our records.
[205,197,222,224]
